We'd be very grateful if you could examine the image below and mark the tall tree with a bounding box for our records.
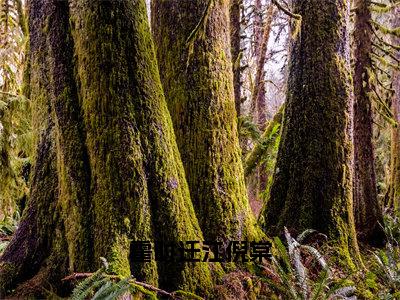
[251,4,277,202]
[230,0,242,116]
[261,0,361,265]
[252,4,277,131]
[352,0,384,245]
[388,4,400,211]
[151,0,261,242]
[0,0,213,296]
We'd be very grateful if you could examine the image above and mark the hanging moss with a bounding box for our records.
[371,20,400,37]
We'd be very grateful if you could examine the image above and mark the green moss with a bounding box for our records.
[68,0,213,294]
[1,0,215,296]
[261,0,362,268]
[152,0,263,247]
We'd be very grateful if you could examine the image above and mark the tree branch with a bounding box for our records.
[271,0,301,20]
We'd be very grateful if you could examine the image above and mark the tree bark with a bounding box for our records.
[388,5,400,211]
[0,0,213,297]
[352,0,384,246]
[252,4,276,131]
[151,0,261,242]
[230,0,242,116]
[261,0,361,267]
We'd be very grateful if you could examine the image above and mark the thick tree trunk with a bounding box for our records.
[0,0,213,297]
[0,2,69,295]
[152,0,261,242]
[230,0,242,116]
[388,6,400,211]
[352,0,384,246]
[261,0,361,266]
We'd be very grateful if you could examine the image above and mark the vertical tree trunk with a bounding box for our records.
[152,0,261,242]
[261,0,361,266]
[249,4,277,210]
[0,1,69,295]
[252,4,276,131]
[250,0,263,116]
[388,6,400,211]
[352,0,384,246]
[0,0,213,296]
[230,0,242,116]
[253,0,263,58]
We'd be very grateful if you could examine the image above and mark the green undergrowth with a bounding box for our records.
[70,258,203,300]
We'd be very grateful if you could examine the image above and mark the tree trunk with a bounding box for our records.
[250,0,263,116]
[0,0,213,297]
[252,4,276,131]
[352,0,384,246]
[261,0,361,266]
[252,4,277,200]
[388,6,400,211]
[230,0,242,116]
[151,0,261,242]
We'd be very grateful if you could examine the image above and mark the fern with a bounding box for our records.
[70,258,205,300]
[71,268,107,300]
[371,212,400,296]
[238,115,261,142]
[262,228,356,300]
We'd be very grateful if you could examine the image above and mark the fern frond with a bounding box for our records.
[70,268,106,300]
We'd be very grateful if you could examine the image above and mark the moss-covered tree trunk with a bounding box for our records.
[0,0,213,297]
[352,0,384,246]
[151,0,260,242]
[261,0,361,265]
[230,0,242,116]
[388,6,400,211]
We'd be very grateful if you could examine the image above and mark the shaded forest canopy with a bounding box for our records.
[0,0,399,299]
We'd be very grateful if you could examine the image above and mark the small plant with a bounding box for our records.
[372,211,400,298]
[261,228,356,300]
[237,115,261,143]
[0,210,19,255]
[70,258,202,300]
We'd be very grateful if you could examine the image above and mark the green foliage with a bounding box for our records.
[374,120,391,201]
[0,210,19,255]
[0,92,31,216]
[238,115,261,143]
[71,258,205,300]
[0,0,26,92]
[365,0,400,129]
[371,211,400,298]
[261,228,356,300]
[371,1,400,14]
[244,105,283,177]
[383,211,400,242]
[0,0,30,217]
[71,266,157,300]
